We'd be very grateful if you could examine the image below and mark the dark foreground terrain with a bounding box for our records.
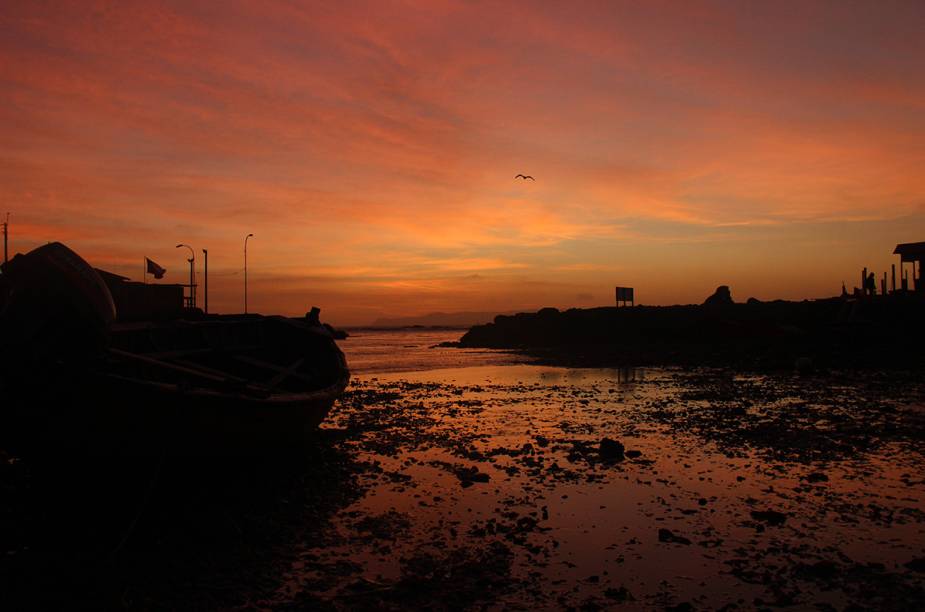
[2,365,924,610]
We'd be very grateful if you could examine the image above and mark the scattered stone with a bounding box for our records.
[751,510,787,526]
[658,528,691,545]
[794,560,838,581]
[599,438,625,461]
[604,586,633,601]
[453,465,490,487]
[353,510,411,540]
[625,450,642,459]
[805,472,829,483]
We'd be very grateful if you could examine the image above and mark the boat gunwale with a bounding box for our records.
[104,314,351,406]
[99,367,350,406]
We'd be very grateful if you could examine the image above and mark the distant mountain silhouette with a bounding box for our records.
[369,311,515,328]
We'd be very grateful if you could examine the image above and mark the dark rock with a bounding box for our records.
[795,560,838,581]
[905,558,925,572]
[604,586,633,601]
[455,466,490,486]
[746,297,762,305]
[750,510,787,526]
[515,516,538,532]
[658,528,691,545]
[625,450,642,458]
[703,285,734,307]
[805,472,829,483]
[535,435,550,447]
[667,603,694,612]
[599,438,625,461]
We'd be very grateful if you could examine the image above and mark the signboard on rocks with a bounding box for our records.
[615,286,634,307]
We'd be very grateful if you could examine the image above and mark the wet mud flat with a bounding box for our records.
[280,366,925,610]
[3,366,925,610]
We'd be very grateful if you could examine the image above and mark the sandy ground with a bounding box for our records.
[3,365,924,610]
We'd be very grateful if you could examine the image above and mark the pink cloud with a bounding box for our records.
[1,1,923,323]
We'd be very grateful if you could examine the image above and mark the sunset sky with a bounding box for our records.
[2,1,924,325]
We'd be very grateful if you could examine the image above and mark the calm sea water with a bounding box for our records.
[336,327,529,375]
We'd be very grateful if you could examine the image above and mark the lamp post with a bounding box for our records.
[244,233,254,314]
[202,248,208,315]
[176,243,195,309]
[2,212,8,265]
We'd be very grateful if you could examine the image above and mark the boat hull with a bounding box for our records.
[4,368,348,457]
[2,316,350,457]
[9,380,344,457]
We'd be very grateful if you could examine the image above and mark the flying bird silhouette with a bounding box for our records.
[515,174,535,181]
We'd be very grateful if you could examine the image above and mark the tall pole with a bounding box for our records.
[244,233,254,314]
[176,244,195,309]
[2,213,8,265]
[202,248,209,315]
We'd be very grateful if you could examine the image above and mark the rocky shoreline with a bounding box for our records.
[3,364,925,610]
[456,293,925,371]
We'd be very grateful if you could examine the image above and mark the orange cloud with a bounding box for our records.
[2,1,924,324]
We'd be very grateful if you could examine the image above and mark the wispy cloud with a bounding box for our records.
[2,1,924,323]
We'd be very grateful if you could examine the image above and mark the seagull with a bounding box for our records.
[515,174,535,181]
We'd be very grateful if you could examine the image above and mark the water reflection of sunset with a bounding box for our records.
[315,366,925,608]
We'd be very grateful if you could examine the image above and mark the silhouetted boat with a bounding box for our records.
[0,242,350,455]
[94,315,349,454]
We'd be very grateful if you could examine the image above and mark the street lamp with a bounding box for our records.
[202,248,208,315]
[176,243,195,309]
[2,212,9,265]
[244,233,254,314]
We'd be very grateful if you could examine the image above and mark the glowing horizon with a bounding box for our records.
[2,1,924,325]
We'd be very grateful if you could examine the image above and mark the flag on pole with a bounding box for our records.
[145,257,166,279]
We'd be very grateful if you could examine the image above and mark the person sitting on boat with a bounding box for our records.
[306,306,322,326]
